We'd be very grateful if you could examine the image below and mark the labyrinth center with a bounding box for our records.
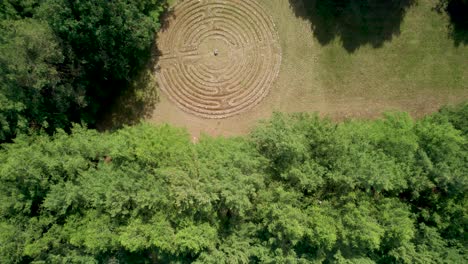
[155,0,282,118]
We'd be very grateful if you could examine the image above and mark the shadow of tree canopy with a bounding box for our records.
[95,48,161,132]
[95,5,178,132]
[159,6,176,32]
[289,0,415,52]
[445,0,468,46]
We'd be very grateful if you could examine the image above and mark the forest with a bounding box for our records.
[0,0,467,263]
[1,106,467,263]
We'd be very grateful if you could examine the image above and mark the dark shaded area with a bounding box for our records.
[96,7,179,132]
[159,7,176,32]
[96,7,178,131]
[289,0,415,52]
[446,0,468,45]
[95,63,160,132]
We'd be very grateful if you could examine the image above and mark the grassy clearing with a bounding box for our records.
[308,0,467,97]
[147,0,467,136]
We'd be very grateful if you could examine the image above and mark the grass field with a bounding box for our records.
[147,0,467,137]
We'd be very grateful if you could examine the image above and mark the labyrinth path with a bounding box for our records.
[155,0,282,118]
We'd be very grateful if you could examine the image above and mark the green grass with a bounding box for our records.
[145,0,467,136]
[314,0,467,97]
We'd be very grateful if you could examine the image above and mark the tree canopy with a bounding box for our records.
[0,106,466,263]
[0,0,167,141]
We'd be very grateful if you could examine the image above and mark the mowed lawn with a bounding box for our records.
[309,0,467,99]
[148,0,468,136]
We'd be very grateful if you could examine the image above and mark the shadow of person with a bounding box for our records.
[289,0,415,52]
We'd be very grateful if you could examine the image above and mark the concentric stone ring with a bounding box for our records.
[155,0,282,118]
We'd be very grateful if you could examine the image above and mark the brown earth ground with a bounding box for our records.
[154,0,282,120]
[109,0,468,137]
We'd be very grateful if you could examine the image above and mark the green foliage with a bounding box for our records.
[37,0,166,120]
[39,0,164,81]
[0,0,167,141]
[437,102,468,135]
[0,104,467,263]
[0,0,43,19]
[0,18,80,141]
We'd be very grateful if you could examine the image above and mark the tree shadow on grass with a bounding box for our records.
[443,0,468,46]
[289,0,415,52]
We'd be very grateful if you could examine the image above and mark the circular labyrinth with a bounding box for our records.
[155,0,282,118]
